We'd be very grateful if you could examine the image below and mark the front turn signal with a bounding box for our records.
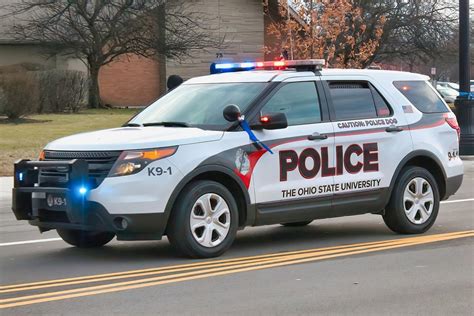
[109,147,177,177]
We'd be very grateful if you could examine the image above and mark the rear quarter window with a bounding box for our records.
[393,81,448,113]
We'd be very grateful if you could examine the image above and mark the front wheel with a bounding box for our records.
[57,229,115,248]
[383,166,440,234]
[167,180,239,258]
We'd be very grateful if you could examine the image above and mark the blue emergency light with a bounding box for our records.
[215,63,235,70]
[78,186,88,195]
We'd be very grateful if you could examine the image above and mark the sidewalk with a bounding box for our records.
[0,177,13,200]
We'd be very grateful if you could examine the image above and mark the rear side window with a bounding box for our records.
[393,81,448,113]
[328,81,391,120]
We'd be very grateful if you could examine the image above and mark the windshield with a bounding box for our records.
[130,83,267,129]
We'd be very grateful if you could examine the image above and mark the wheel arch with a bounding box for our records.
[163,165,252,234]
[388,150,447,202]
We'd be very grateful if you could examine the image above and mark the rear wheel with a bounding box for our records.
[57,229,115,248]
[167,180,239,258]
[281,220,313,227]
[383,166,440,234]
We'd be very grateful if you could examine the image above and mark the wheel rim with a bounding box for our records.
[403,177,434,225]
[189,193,231,248]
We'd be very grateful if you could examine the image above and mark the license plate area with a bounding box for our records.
[37,193,68,212]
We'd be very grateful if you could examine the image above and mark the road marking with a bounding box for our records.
[2,232,472,308]
[1,231,472,309]
[441,198,474,204]
[0,238,62,247]
[1,233,462,295]
[0,230,469,293]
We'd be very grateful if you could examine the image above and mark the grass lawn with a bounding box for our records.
[0,108,139,176]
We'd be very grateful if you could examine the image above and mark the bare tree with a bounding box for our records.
[354,0,459,65]
[264,0,386,68]
[3,0,222,108]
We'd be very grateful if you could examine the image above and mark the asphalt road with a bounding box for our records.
[0,161,473,315]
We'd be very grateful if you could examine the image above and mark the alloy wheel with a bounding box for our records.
[189,193,231,248]
[403,177,434,225]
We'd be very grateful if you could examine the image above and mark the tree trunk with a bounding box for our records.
[158,54,167,95]
[156,3,167,96]
[88,65,101,108]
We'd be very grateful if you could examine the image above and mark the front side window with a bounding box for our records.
[261,82,322,126]
[130,83,267,129]
[394,81,448,113]
[328,81,383,120]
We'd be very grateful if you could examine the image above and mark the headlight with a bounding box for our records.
[109,147,177,177]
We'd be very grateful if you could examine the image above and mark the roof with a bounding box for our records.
[320,69,430,81]
[185,71,296,84]
[184,69,430,84]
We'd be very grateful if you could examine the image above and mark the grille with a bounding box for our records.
[40,151,121,188]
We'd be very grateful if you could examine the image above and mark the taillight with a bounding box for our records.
[445,116,460,140]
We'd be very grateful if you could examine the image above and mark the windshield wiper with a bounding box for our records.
[143,121,190,127]
[123,123,142,127]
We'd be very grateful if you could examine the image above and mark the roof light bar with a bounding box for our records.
[213,59,325,73]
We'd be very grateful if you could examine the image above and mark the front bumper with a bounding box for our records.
[12,159,167,240]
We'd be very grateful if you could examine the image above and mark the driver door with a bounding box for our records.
[250,78,335,224]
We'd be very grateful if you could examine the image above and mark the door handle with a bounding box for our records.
[385,125,403,133]
[308,132,328,140]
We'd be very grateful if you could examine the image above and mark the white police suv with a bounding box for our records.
[12,60,463,258]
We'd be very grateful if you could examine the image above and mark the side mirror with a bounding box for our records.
[223,104,241,122]
[257,112,288,130]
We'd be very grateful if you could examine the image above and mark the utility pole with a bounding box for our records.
[309,0,314,59]
[455,0,473,155]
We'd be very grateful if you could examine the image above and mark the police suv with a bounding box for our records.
[12,60,463,258]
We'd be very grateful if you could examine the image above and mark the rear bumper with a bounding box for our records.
[443,174,463,200]
[12,159,168,240]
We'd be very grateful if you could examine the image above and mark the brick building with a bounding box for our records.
[99,0,282,107]
[0,0,87,74]
[0,0,284,107]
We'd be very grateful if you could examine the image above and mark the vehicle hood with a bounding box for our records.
[45,127,224,151]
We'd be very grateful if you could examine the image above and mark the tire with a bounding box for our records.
[57,229,115,248]
[383,166,440,234]
[167,180,239,258]
[281,220,313,227]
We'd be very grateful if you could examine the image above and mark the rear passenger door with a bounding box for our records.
[323,77,412,213]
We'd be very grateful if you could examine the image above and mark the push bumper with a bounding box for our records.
[12,159,167,240]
